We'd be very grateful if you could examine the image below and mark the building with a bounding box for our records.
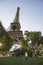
[8,7,23,43]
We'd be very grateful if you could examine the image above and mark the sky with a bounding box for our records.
[0,0,43,34]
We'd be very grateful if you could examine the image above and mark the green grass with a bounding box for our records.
[0,57,43,65]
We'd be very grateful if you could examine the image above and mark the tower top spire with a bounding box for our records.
[13,7,20,23]
[17,7,20,10]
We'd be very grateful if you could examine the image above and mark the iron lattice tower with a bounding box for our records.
[8,7,23,43]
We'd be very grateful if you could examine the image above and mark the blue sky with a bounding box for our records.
[0,0,43,34]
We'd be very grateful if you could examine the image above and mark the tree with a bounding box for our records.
[29,31,41,45]
[24,31,41,45]
[24,31,30,46]
[24,30,43,56]
[19,39,25,48]
[0,21,14,52]
[39,36,43,44]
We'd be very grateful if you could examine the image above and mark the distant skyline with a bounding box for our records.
[0,0,43,34]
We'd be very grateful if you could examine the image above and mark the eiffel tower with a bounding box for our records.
[8,7,23,43]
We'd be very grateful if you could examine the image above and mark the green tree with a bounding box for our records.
[39,36,43,44]
[29,31,41,45]
[24,31,43,56]
[0,21,14,52]
[24,31,41,45]
[19,39,25,48]
[24,31,30,46]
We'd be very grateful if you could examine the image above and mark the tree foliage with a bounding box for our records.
[19,39,25,48]
[0,22,14,52]
[24,31,42,45]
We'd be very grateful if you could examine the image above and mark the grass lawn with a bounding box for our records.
[0,57,43,65]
